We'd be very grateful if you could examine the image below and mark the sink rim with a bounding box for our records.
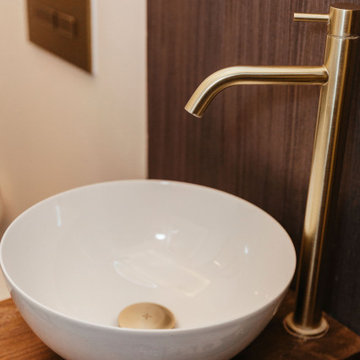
[0,179,296,335]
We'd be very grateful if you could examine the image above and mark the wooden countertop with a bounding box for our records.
[1,292,360,360]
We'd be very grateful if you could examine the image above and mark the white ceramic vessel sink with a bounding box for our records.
[0,180,296,360]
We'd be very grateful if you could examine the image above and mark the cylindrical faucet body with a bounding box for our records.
[285,4,360,337]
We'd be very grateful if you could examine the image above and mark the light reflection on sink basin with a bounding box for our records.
[0,180,296,360]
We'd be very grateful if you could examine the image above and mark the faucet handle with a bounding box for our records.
[293,13,329,23]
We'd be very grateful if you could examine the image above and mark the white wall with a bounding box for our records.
[0,0,147,234]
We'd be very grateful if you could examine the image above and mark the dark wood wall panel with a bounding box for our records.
[148,0,360,333]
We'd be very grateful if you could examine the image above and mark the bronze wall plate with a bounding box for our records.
[27,0,92,73]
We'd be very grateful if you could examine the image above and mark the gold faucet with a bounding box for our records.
[185,4,360,338]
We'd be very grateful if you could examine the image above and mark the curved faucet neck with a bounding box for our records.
[185,66,328,117]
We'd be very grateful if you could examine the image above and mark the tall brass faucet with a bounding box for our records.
[185,4,360,338]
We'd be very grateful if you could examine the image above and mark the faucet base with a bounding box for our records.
[283,312,329,339]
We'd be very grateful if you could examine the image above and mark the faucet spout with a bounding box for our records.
[185,66,328,117]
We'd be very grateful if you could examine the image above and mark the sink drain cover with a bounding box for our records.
[118,303,176,329]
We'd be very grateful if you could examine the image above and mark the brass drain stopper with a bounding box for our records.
[118,303,176,329]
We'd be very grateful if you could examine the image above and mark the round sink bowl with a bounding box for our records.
[0,180,296,360]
